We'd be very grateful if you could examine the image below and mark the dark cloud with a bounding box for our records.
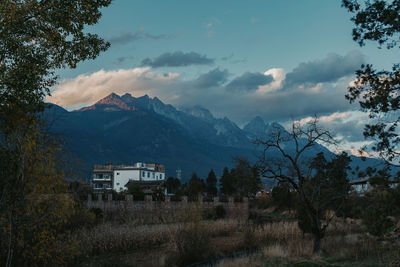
[225,72,273,92]
[191,68,229,89]
[141,51,214,68]
[285,51,365,85]
[221,53,234,61]
[113,56,134,66]
[109,29,174,45]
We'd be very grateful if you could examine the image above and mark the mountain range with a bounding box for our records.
[45,93,384,182]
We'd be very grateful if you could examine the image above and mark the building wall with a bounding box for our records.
[140,170,165,181]
[113,169,141,192]
[92,163,166,192]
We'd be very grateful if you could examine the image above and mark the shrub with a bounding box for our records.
[167,221,211,266]
[89,207,103,220]
[362,207,394,236]
[203,205,227,220]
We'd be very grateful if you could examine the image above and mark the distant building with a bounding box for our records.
[350,178,400,194]
[91,162,165,192]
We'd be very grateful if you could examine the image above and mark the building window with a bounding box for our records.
[160,174,163,179]
[116,183,120,185]
[152,173,155,179]
[147,172,150,178]
[142,172,145,177]
[117,172,120,175]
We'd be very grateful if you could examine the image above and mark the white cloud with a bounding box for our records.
[48,68,180,107]
[257,68,286,94]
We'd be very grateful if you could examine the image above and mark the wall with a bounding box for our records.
[113,169,140,192]
[85,194,249,220]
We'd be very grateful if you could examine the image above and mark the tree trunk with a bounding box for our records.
[313,233,321,254]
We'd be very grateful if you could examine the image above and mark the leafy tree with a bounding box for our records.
[220,167,235,196]
[165,176,181,195]
[256,118,350,254]
[187,173,205,199]
[271,182,294,211]
[205,169,218,197]
[230,158,262,197]
[343,0,400,164]
[127,184,145,201]
[0,1,111,266]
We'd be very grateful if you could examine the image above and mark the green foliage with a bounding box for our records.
[220,166,235,195]
[220,159,262,197]
[167,222,211,266]
[127,184,145,201]
[362,206,394,236]
[296,200,313,235]
[230,157,262,197]
[271,183,294,210]
[0,1,111,266]
[202,205,226,220]
[343,0,400,163]
[165,176,181,195]
[89,207,104,221]
[206,169,218,197]
[187,172,205,199]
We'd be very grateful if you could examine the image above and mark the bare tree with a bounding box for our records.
[255,117,350,253]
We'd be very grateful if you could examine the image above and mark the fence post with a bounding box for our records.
[213,196,219,206]
[242,197,249,218]
[126,194,133,208]
[87,194,92,208]
[228,197,234,207]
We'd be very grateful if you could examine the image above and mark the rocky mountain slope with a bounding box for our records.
[45,93,385,182]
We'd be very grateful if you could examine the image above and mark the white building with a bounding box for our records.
[91,162,166,192]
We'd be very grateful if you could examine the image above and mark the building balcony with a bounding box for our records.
[92,177,112,181]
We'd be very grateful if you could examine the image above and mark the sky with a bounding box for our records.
[47,0,400,156]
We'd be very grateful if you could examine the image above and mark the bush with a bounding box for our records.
[362,207,394,236]
[203,205,226,220]
[89,207,103,220]
[167,222,211,266]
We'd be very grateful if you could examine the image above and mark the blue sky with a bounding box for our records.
[49,0,399,156]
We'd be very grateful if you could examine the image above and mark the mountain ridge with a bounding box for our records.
[45,93,387,182]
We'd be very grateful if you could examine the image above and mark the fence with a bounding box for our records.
[84,194,249,219]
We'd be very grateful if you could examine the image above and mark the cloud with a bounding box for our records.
[108,29,175,45]
[49,52,364,133]
[113,56,134,66]
[191,68,229,89]
[141,51,215,68]
[288,111,374,155]
[285,51,365,86]
[292,111,369,143]
[257,68,286,94]
[49,66,353,124]
[226,72,273,92]
[48,68,180,106]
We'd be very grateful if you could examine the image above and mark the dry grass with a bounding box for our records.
[262,244,287,258]
[215,257,262,267]
[73,218,243,257]
[74,213,399,266]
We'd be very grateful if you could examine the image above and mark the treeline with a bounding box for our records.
[260,165,400,238]
[165,158,262,198]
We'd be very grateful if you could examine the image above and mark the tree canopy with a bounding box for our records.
[343,0,400,164]
[0,1,111,266]
[256,118,351,253]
